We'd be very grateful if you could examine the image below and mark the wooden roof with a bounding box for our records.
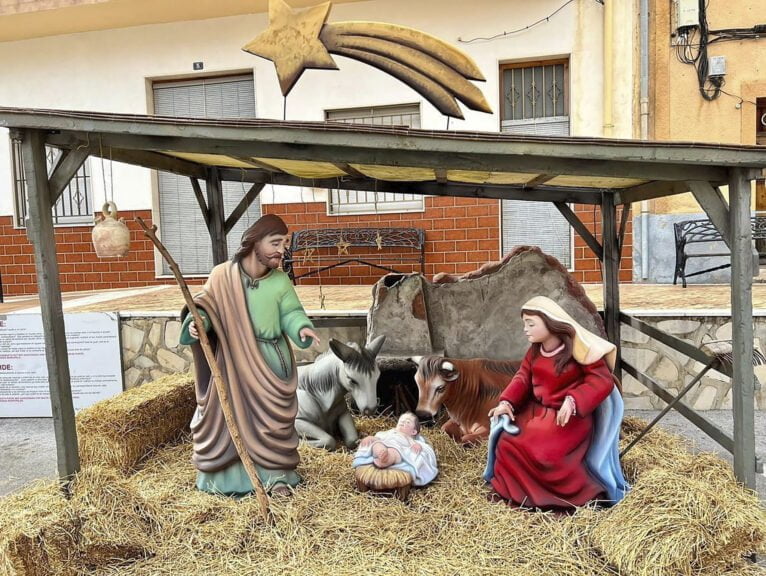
[2,107,766,206]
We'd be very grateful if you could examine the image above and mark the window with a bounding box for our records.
[11,140,93,227]
[499,59,572,268]
[500,59,569,135]
[325,104,424,214]
[152,74,259,274]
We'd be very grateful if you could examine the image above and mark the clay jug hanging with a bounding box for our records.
[92,201,130,258]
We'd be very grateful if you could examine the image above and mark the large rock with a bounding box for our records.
[368,246,605,359]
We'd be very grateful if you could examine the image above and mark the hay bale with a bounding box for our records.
[70,466,159,570]
[77,372,195,473]
[620,416,695,483]
[590,463,766,576]
[0,481,80,576]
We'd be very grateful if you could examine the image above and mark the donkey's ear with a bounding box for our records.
[329,338,357,363]
[408,356,423,366]
[365,334,386,358]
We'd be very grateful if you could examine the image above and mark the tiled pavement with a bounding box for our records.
[2,282,765,315]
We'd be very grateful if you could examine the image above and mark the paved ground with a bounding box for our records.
[5,281,766,315]
[2,411,764,501]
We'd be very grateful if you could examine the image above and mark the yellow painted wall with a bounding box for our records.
[650,0,766,214]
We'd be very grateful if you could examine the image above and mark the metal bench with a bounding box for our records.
[283,227,425,283]
[673,217,766,287]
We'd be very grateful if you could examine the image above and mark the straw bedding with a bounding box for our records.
[1,411,764,575]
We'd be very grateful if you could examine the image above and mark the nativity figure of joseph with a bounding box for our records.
[180,214,319,497]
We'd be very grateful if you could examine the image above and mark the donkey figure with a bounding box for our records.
[296,335,386,451]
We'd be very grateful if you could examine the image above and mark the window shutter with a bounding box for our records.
[499,61,572,268]
[153,75,259,274]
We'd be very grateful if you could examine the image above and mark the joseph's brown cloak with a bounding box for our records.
[188,261,300,472]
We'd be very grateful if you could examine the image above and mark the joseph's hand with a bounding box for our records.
[299,327,321,348]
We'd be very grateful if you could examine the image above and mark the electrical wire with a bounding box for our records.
[458,0,583,44]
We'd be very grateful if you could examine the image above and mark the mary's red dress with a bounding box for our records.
[489,347,614,508]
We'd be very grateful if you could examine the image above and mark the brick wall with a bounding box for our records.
[0,200,632,297]
[0,210,178,297]
[266,198,633,285]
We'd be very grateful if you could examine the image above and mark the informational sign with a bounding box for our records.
[0,313,123,417]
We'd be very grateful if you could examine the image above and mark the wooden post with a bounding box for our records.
[601,193,621,370]
[729,168,756,489]
[20,129,80,484]
[206,167,228,265]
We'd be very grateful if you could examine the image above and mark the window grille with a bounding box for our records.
[325,104,424,214]
[11,139,93,227]
[499,59,572,268]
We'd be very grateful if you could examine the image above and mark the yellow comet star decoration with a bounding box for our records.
[243,0,492,119]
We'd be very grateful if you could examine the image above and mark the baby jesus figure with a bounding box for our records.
[352,412,438,487]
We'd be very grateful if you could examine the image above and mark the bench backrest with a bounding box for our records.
[674,219,724,245]
[290,228,424,252]
[675,216,766,246]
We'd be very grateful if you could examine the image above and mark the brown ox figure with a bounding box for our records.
[412,356,522,445]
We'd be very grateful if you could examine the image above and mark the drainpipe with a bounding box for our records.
[640,0,650,278]
[603,0,614,138]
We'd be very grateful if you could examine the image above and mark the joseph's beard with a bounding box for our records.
[256,251,282,269]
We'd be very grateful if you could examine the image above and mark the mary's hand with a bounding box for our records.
[488,400,514,421]
[189,322,200,340]
[556,397,576,427]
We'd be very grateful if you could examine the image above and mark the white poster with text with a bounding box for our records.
[0,312,123,417]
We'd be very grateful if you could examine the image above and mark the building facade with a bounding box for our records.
[0,0,636,296]
[636,0,766,284]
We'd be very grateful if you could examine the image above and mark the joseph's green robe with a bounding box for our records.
[180,264,314,495]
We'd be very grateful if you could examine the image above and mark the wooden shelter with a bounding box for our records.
[0,106,763,489]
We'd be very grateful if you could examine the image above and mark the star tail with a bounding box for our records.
[327,22,486,81]
[321,31,492,117]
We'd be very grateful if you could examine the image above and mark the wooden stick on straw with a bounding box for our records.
[136,217,273,524]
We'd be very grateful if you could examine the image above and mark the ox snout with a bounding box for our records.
[415,410,435,422]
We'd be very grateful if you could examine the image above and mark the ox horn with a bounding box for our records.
[440,360,459,381]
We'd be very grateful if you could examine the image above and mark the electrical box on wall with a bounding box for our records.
[708,56,726,77]
[672,0,699,33]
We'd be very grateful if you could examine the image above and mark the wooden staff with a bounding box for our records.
[136,217,273,524]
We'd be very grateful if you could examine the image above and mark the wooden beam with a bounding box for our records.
[435,168,448,184]
[11,109,766,169]
[622,359,735,453]
[687,181,731,248]
[98,147,206,179]
[618,203,631,258]
[231,156,281,172]
[554,202,603,260]
[189,178,210,229]
[335,163,367,179]
[224,182,265,235]
[620,312,731,376]
[525,174,554,187]
[614,180,693,204]
[729,167,756,488]
[48,146,92,204]
[217,170,605,204]
[44,131,733,183]
[601,193,621,368]
[206,167,228,265]
[20,129,80,483]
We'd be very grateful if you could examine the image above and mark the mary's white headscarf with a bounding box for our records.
[521,296,616,370]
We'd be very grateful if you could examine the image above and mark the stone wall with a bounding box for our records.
[119,313,365,389]
[119,312,764,411]
[622,315,766,410]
